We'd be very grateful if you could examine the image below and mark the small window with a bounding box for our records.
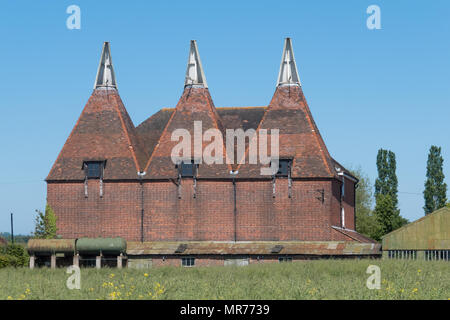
[278,257,293,263]
[177,160,197,177]
[84,161,104,179]
[274,159,292,177]
[181,257,195,267]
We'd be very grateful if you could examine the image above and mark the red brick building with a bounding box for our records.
[46,39,378,264]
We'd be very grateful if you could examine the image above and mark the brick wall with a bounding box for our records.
[142,180,235,241]
[47,178,354,241]
[47,180,142,241]
[236,180,337,241]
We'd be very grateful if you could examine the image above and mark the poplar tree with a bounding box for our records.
[374,149,407,239]
[423,146,447,215]
[374,149,398,206]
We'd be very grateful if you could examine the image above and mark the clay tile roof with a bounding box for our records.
[46,89,148,181]
[136,108,175,162]
[217,106,267,131]
[136,106,267,170]
[237,85,337,179]
[331,226,378,244]
[143,87,232,179]
[330,158,358,182]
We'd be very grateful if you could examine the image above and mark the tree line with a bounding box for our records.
[353,145,448,241]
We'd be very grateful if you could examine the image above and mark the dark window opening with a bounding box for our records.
[278,256,293,263]
[181,257,195,267]
[83,161,104,179]
[274,159,292,177]
[177,160,197,178]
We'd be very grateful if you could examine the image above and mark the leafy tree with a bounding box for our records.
[374,149,407,238]
[33,204,57,239]
[373,194,408,240]
[423,146,447,215]
[349,166,381,240]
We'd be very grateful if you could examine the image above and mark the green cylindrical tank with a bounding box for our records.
[27,239,76,255]
[75,237,126,255]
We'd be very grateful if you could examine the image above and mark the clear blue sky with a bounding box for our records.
[0,0,449,234]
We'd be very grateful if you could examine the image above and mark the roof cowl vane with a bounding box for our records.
[185,40,208,88]
[94,42,117,90]
[277,38,301,87]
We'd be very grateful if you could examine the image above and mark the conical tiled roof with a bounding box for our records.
[47,43,148,181]
[46,89,148,180]
[237,39,336,178]
[144,86,231,179]
[144,41,231,178]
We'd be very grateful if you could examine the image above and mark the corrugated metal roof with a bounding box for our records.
[382,207,450,250]
[126,241,381,256]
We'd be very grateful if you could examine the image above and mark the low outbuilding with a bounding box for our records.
[382,207,450,261]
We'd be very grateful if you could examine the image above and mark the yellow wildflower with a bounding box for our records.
[144,273,149,277]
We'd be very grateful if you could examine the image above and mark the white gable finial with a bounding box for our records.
[185,40,208,88]
[94,42,117,90]
[277,38,301,87]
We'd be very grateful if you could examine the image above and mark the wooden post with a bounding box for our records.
[50,254,56,269]
[117,253,123,269]
[96,255,102,269]
[29,255,35,269]
[73,254,79,267]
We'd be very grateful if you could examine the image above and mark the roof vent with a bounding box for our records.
[175,243,188,253]
[94,42,117,90]
[271,245,284,254]
[185,40,208,88]
[277,38,301,87]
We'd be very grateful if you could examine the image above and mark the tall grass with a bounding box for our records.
[0,260,448,300]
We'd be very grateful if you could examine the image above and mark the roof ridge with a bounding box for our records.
[300,91,334,177]
[143,99,179,173]
[111,94,142,173]
[46,93,94,181]
[201,89,233,173]
[236,96,272,172]
[217,106,267,110]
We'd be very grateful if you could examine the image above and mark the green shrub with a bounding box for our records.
[0,255,9,268]
[0,244,28,268]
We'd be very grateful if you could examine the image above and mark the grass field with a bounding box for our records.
[0,259,448,300]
